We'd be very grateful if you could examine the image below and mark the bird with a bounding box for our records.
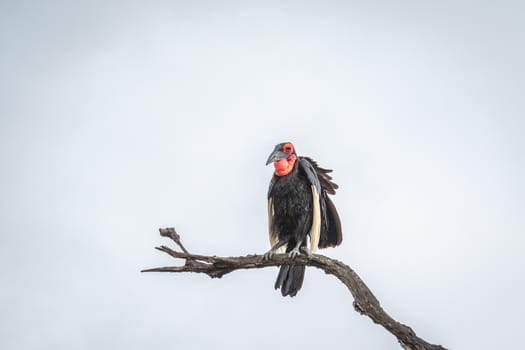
[264,142,343,297]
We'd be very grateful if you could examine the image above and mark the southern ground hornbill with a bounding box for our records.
[264,142,343,297]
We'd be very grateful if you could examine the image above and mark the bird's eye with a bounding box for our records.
[283,143,293,153]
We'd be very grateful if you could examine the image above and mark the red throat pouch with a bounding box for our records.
[274,156,296,176]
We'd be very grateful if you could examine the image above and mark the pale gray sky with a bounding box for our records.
[1,1,524,349]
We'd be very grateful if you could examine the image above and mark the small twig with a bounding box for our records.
[143,229,447,350]
[159,227,189,254]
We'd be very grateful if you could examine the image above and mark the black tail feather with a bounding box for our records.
[275,265,305,297]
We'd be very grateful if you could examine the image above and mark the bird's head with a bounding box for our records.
[266,142,297,176]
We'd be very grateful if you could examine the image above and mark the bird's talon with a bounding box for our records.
[288,248,301,259]
[263,251,274,260]
[301,247,312,257]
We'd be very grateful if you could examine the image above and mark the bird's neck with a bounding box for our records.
[273,155,297,176]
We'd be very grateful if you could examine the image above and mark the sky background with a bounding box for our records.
[1,1,524,349]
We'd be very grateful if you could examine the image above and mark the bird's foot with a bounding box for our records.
[288,247,301,259]
[263,249,275,260]
[300,247,312,257]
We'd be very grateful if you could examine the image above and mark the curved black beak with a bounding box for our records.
[266,149,288,165]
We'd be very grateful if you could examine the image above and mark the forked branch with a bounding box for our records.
[142,227,447,350]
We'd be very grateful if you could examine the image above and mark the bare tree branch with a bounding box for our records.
[142,227,447,350]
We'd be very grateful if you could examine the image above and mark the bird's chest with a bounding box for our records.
[270,172,312,223]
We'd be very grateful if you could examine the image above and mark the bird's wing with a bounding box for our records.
[299,157,343,250]
[268,177,286,253]
[298,158,322,253]
[301,156,339,194]
[267,197,277,247]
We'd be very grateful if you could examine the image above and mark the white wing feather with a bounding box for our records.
[309,185,321,253]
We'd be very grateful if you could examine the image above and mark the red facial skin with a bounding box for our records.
[273,143,297,176]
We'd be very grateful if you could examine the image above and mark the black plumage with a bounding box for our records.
[266,142,343,297]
